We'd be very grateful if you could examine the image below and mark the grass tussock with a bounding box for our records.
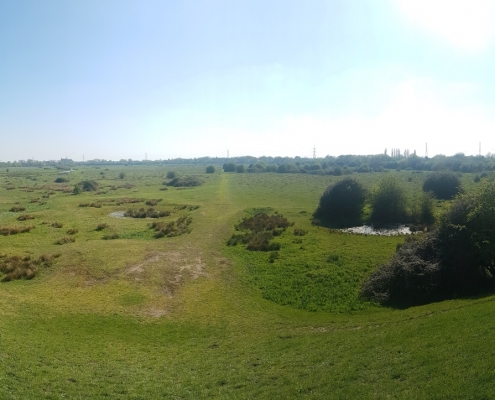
[17,214,35,221]
[124,208,170,218]
[0,225,35,236]
[55,236,75,245]
[95,223,109,231]
[102,233,120,240]
[67,228,78,235]
[51,222,63,228]
[9,206,26,212]
[145,199,162,206]
[151,216,192,238]
[0,253,60,281]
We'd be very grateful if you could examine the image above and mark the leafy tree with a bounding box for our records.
[223,162,236,172]
[236,164,246,173]
[422,172,460,199]
[313,177,366,228]
[369,176,408,225]
[205,165,215,174]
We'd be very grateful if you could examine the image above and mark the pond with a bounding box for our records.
[340,225,415,236]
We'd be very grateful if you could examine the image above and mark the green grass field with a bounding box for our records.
[1,166,494,399]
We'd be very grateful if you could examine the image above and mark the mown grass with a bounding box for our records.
[0,166,494,399]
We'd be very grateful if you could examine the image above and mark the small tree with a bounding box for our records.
[166,171,178,179]
[223,162,236,172]
[72,184,81,195]
[205,165,215,174]
[236,165,246,173]
[369,176,408,225]
[313,177,366,227]
[422,172,460,199]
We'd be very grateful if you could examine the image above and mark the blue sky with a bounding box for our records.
[1,0,495,161]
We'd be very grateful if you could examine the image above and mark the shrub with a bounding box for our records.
[124,208,170,218]
[411,192,435,226]
[0,254,60,281]
[151,216,192,238]
[78,180,99,192]
[422,172,460,199]
[223,163,236,172]
[17,214,35,221]
[205,165,216,174]
[166,171,178,179]
[102,233,120,240]
[145,199,162,206]
[119,172,126,179]
[9,206,25,212]
[95,223,109,231]
[227,212,291,251]
[67,228,78,235]
[369,176,408,226]
[236,165,246,173]
[312,178,366,228]
[51,222,63,228]
[72,185,81,195]
[167,176,203,187]
[361,182,495,307]
[0,225,34,236]
[54,177,68,183]
[293,228,308,236]
[55,236,75,245]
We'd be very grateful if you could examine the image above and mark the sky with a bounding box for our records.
[1,0,495,161]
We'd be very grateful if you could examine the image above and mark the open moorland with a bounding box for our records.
[1,165,494,399]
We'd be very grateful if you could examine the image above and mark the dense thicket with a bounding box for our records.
[422,172,461,199]
[361,182,495,307]
[313,178,365,227]
[167,176,203,187]
[369,176,408,226]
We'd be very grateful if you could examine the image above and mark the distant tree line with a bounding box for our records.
[2,153,495,173]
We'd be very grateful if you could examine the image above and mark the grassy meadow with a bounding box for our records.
[0,165,494,399]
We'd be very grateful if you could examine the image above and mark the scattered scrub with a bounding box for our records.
[17,214,35,221]
[145,199,162,206]
[293,228,308,236]
[102,233,120,240]
[0,225,35,236]
[151,216,192,238]
[95,223,109,231]
[227,212,291,251]
[9,206,26,212]
[124,208,170,218]
[55,236,75,245]
[0,253,60,281]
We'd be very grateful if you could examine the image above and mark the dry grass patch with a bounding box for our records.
[17,214,35,221]
[56,236,75,245]
[0,225,35,236]
[0,253,60,281]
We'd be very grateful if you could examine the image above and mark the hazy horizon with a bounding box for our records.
[2,0,495,161]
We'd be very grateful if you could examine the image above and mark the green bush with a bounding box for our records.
[166,171,178,179]
[236,165,246,173]
[313,178,365,228]
[54,177,69,183]
[361,182,495,307]
[369,176,408,226]
[223,163,236,172]
[422,172,460,199]
[205,165,216,174]
[78,180,99,192]
[167,176,203,187]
